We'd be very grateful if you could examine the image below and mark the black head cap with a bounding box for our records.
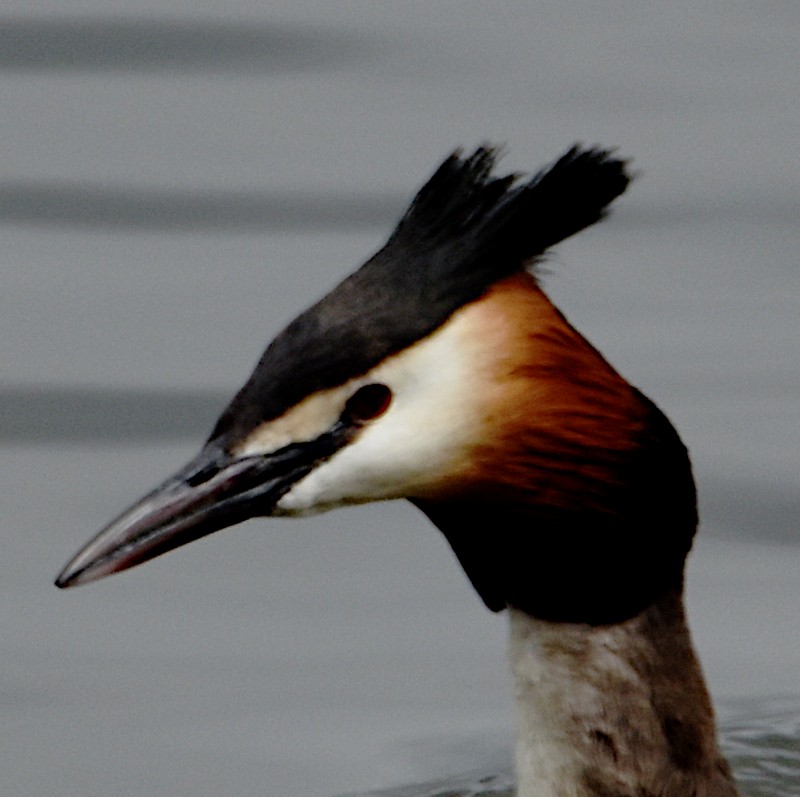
[212,145,631,444]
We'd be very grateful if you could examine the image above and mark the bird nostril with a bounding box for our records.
[342,383,393,426]
[185,460,222,487]
[185,467,215,487]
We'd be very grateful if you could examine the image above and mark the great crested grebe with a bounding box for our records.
[56,146,739,797]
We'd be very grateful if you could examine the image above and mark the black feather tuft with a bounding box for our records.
[389,144,629,280]
[212,145,631,440]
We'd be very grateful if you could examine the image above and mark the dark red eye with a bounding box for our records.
[342,383,392,425]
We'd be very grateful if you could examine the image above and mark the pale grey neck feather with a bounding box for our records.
[508,590,738,797]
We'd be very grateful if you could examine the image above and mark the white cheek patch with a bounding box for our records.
[232,384,353,458]
[277,305,499,515]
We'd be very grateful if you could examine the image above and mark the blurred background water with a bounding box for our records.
[2,3,798,796]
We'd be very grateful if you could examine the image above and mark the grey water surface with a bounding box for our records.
[2,4,799,796]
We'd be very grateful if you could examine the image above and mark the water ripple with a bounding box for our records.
[338,697,800,797]
[0,182,402,232]
[722,696,800,797]
[1,385,226,443]
[0,17,368,74]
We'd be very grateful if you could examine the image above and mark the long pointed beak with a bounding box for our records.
[55,426,349,589]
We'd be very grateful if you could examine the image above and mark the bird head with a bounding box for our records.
[55,146,695,624]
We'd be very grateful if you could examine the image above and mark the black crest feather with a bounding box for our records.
[213,145,631,440]
[388,144,629,288]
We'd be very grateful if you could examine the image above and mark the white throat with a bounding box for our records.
[507,592,738,797]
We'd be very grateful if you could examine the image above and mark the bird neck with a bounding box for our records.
[414,274,701,624]
[414,380,702,624]
[508,589,738,797]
